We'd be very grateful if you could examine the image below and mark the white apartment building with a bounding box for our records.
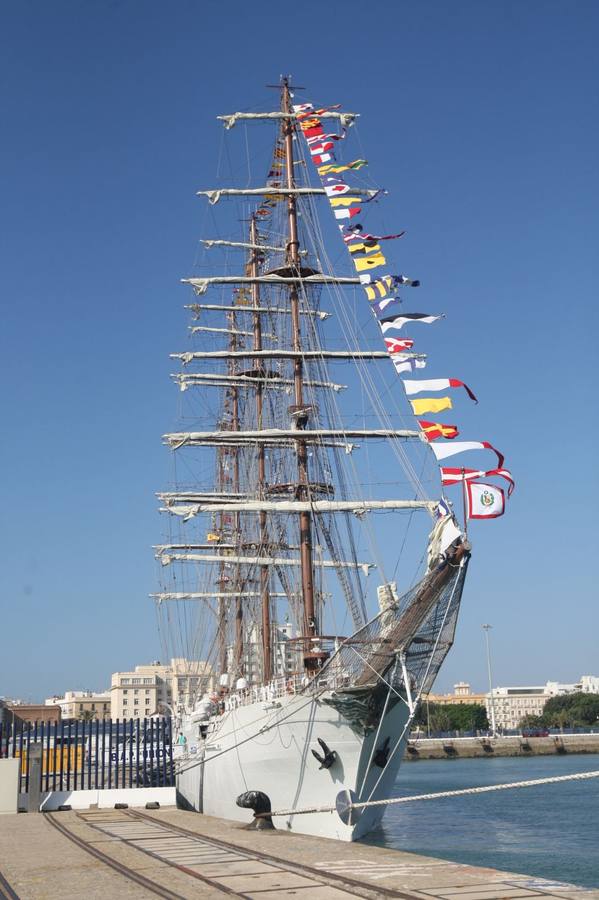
[486,675,599,730]
[581,675,599,693]
[45,690,111,720]
[111,663,167,719]
[545,675,599,696]
[487,686,548,730]
[171,658,213,710]
[111,659,213,719]
[273,622,302,679]
[226,622,302,685]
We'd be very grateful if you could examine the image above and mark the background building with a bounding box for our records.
[226,622,302,685]
[3,703,60,726]
[170,658,213,711]
[273,623,302,679]
[486,675,599,730]
[45,690,111,720]
[545,675,599,696]
[487,686,548,730]
[111,659,213,718]
[427,682,486,706]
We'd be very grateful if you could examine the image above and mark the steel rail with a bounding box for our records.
[0,868,19,900]
[44,812,189,899]
[127,809,423,900]
[71,807,374,899]
[77,811,245,897]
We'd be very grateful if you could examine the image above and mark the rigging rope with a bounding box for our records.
[260,769,599,819]
[296,166,431,588]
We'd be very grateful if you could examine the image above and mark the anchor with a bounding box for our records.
[311,737,337,770]
[373,736,391,768]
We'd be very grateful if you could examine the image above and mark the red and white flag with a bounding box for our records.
[429,441,505,469]
[293,103,314,118]
[384,337,414,353]
[440,467,515,496]
[307,132,343,146]
[302,125,325,139]
[310,141,335,156]
[466,482,505,519]
[333,206,361,220]
[324,183,350,196]
[342,227,406,244]
[402,378,478,402]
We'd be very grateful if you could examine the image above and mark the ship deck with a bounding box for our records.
[0,806,595,899]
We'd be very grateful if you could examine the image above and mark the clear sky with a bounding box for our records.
[1,0,597,701]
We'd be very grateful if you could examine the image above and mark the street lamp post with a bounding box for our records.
[482,624,497,737]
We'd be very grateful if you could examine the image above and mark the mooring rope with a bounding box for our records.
[261,769,599,819]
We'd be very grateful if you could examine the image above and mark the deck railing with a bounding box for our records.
[215,667,355,713]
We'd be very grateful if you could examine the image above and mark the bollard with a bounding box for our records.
[236,791,275,830]
[27,743,43,813]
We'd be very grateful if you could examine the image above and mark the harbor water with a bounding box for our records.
[365,753,599,888]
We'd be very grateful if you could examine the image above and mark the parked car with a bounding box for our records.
[132,761,175,787]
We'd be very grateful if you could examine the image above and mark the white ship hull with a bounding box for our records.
[176,690,410,841]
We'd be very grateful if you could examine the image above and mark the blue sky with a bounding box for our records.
[1,0,597,700]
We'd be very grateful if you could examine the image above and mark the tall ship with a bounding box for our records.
[153,78,513,841]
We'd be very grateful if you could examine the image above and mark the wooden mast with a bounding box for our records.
[249,215,272,683]
[228,309,244,678]
[281,77,318,671]
[216,447,228,678]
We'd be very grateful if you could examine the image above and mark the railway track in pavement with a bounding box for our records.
[45,807,420,899]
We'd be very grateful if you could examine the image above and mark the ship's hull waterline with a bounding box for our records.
[176,691,410,841]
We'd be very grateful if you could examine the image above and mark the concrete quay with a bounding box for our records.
[0,807,596,900]
[405,734,599,760]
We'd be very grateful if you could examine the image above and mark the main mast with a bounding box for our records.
[249,215,272,682]
[216,447,228,678]
[281,77,318,671]
[229,309,244,678]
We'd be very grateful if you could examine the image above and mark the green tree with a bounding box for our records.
[542,693,599,728]
[518,714,545,730]
[415,702,488,734]
[429,706,452,733]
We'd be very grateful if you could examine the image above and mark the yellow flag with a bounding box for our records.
[300,117,321,131]
[353,252,387,272]
[329,196,363,208]
[348,242,381,255]
[317,160,366,175]
[409,397,453,415]
[364,276,394,300]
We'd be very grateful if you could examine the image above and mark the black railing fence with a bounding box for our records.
[0,717,174,794]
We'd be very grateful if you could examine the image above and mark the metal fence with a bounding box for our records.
[0,717,174,794]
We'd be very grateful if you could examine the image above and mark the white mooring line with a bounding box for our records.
[263,769,599,819]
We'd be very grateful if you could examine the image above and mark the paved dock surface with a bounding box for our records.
[0,808,596,900]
